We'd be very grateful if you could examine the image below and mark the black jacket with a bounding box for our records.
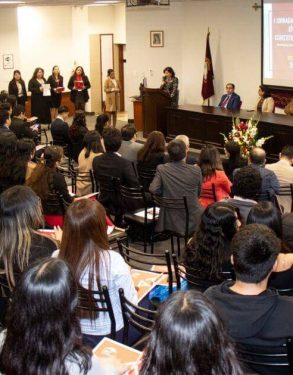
[8,79,27,102]
[10,117,38,143]
[68,75,91,103]
[51,118,70,146]
[205,280,293,347]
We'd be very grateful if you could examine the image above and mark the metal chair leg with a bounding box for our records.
[177,236,181,258]
[170,235,175,254]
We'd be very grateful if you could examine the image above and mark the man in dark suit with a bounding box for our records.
[218,83,241,111]
[93,127,139,224]
[50,106,70,146]
[0,109,12,133]
[10,105,38,143]
[149,139,203,236]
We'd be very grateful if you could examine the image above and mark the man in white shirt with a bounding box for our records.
[266,145,293,213]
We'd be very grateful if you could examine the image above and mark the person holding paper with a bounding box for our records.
[68,66,91,111]
[28,67,51,125]
[47,65,64,121]
[104,69,120,127]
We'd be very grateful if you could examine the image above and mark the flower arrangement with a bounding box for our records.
[221,115,273,158]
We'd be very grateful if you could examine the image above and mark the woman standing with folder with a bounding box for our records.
[68,66,91,111]
[28,67,51,125]
[47,65,64,121]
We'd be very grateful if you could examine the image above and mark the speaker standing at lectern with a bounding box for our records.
[160,66,179,106]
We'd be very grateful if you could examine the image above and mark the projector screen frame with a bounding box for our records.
[261,0,293,92]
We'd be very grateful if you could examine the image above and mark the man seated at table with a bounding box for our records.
[149,139,203,237]
[284,99,293,115]
[205,224,293,348]
[218,83,241,111]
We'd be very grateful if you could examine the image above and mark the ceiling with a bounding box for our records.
[0,0,125,6]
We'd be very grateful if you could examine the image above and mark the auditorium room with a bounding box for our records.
[0,0,293,374]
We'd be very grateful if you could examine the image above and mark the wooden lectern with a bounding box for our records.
[141,87,171,137]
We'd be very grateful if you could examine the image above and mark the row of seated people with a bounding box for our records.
[1,184,293,374]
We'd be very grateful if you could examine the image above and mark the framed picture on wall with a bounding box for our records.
[3,54,14,69]
[150,31,164,47]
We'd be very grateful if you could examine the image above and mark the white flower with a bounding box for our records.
[256,138,265,147]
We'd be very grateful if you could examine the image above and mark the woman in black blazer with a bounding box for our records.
[47,65,64,121]
[8,70,27,106]
[28,67,51,125]
[68,66,91,111]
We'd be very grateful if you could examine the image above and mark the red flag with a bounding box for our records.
[201,31,214,101]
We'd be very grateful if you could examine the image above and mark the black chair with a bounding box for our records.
[237,339,293,375]
[153,195,190,257]
[172,254,234,292]
[70,165,95,195]
[78,285,116,340]
[199,183,217,202]
[137,166,156,192]
[117,238,173,295]
[120,184,156,253]
[0,272,13,326]
[119,288,156,349]
[277,184,293,213]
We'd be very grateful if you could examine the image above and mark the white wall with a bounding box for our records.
[125,0,261,117]
[0,8,21,90]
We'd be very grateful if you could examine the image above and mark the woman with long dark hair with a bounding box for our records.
[47,65,64,121]
[198,144,232,207]
[27,146,73,225]
[77,130,103,196]
[137,130,166,170]
[8,70,27,106]
[68,66,91,111]
[222,141,247,180]
[95,113,110,136]
[28,67,51,125]
[138,290,242,375]
[247,201,293,290]
[59,199,137,347]
[160,66,179,106]
[184,202,241,290]
[255,85,275,113]
[69,110,88,162]
[0,132,26,194]
[0,258,115,374]
[0,186,57,288]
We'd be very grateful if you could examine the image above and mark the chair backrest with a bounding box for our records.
[278,184,293,212]
[199,183,217,202]
[153,195,190,238]
[95,174,120,194]
[172,254,234,292]
[117,238,173,295]
[137,166,156,191]
[70,165,95,195]
[237,338,293,375]
[119,288,156,346]
[78,285,116,339]
[120,184,150,217]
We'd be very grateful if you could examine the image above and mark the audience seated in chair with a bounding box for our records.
[27,146,73,223]
[0,132,26,194]
[149,139,203,237]
[95,113,110,136]
[266,145,293,213]
[131,290,243,375]
[234,147,279,200]
[69,110,88,162]
[137,131,167,171]
[222,140,247,181]
[77,130,103,196]
[282,213,293,251]
[50,105,71,147]
[184,202,240,291]
[247,202,293,292]
[118,123,143,163]
[174,134,198,165]
[0,186,57,289]
[0,109,12,134]
[198,145,232,207]
[58,200,138,348]
[10,104,38,144]
[226,166,262,223]
[93,127,139,224]
[0,258,117,375]
[205,224,293,349]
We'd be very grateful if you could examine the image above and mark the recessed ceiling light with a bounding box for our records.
[0,1,25,4]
